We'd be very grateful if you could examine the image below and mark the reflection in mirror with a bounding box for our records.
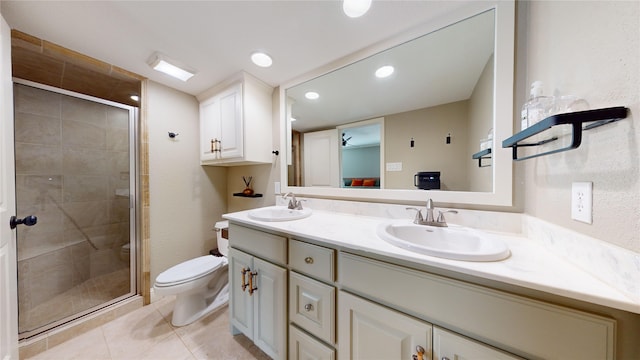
[281,1,515,206]
[338,118,383,189]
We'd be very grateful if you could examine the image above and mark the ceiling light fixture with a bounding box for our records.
[148,52,195,82]
[343,0,372,18]
[305,91,320,100]
[375,65,395,78]
[251,52,273,68]
[130,95,140,102]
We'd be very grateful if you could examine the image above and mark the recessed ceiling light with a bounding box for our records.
[148,52,195,81]
[305,91,320,100]
[375,65,395,78]
[343,0,372,18]
[251,52,273,68]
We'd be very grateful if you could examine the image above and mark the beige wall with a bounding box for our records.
[147,81,227,282]
[467,54,494,192]
[385,101,469,190]
[522,1,639,252]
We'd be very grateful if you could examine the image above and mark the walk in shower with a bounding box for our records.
[13,81,138,339]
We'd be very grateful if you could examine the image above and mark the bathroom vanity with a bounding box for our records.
[225,208,640,360]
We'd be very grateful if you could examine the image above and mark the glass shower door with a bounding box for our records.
[13,82,137,338]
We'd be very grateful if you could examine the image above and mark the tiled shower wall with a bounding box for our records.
[14,84,131,331]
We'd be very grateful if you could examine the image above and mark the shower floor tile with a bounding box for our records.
[25,297,270,360]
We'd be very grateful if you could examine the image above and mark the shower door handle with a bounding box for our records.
[10,215,38,230]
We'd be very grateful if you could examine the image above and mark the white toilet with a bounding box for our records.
[153,220,230,326]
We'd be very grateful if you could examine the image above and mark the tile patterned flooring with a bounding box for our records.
[20,268,131,333]
[26,296,271,360]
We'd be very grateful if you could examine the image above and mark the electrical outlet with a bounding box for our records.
[571,182,592,224]
[274,182,281,194]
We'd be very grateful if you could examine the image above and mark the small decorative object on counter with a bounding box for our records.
[242,176,254,196]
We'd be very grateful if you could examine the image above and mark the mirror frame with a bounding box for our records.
[279,1,515,206]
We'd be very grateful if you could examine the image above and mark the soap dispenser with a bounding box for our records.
[521,81,553,131]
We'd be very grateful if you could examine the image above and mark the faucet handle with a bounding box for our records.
[406,207,424,224]
[436,210,458,224]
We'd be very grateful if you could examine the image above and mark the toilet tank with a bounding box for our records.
[215,220,229,256]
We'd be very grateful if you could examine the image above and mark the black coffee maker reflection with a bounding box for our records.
[414,171,440,190]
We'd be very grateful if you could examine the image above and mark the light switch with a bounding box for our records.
[386,162,402,171]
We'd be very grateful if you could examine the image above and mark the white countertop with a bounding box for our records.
[224,208,640,314]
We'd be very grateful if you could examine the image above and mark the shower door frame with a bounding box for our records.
[13,79,140,340]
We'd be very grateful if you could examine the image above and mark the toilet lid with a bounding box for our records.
[155,255,225,286]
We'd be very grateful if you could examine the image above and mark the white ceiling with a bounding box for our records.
[287,8,495,133]
[0,1,472,97]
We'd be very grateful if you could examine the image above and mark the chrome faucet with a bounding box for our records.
[282,192,303,210]
[406,198,457,227]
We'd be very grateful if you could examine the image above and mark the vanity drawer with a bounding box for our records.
[289,239,335,282]
[289,324,335,360]
[229,224,287,265]
[289,271,336,344]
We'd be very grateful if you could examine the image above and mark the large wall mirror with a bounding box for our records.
[279,1,514,206]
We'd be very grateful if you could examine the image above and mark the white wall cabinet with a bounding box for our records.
[198,72,273,166]
[228,226,287,360]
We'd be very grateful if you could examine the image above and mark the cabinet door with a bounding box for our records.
[199,96,220,162]
[218,82,243,159]
[229,248,253,338]
[253,257,287,360]
[338,291,432,360]
[199,82,243,163]
[433,327,522,360]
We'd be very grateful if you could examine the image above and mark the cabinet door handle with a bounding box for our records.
[304,304,314,312]
[248,271,258,295]
[442,358,450,360]
[241,267,249,291]
[304,256,314,264]
[412,345,425,360]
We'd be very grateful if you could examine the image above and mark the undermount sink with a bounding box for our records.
[248,206,312,222]
[376,220,510,262]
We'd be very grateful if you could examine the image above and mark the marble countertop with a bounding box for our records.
[223,208,640,314]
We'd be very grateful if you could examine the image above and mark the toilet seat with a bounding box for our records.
[155,255,226,287]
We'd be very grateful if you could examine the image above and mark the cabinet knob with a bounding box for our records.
[304,304,314,312]
[304,256,314,264]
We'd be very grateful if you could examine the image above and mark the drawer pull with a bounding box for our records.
[304,256,314,264]
[304,303,314,312]
[248,271,258,295]
[241,267,249,292]
[412,345,425,360]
